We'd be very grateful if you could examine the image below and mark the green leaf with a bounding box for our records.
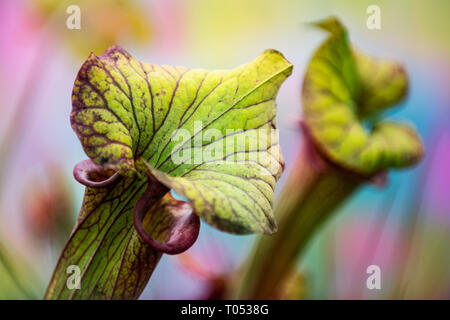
[71,45,292,233]
[303,17,423,175]
[46,46,292,299]
[355,51,408,118]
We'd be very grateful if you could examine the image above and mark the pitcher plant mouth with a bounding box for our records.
[74,158,201,254]
[133,182,200,255]
[300,121,389,187]
[73,159,121,188]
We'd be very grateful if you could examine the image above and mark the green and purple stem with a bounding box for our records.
[233,125,366,299]
[45,159,200,299]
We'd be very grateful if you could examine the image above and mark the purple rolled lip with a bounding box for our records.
[133,183,200,255]
[74,159,200,254]
[73,159,121,187]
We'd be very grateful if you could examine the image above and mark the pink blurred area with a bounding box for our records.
[425,130,450,218]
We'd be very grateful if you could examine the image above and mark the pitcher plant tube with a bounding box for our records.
[234,17,424,299]
[45,46,293,299]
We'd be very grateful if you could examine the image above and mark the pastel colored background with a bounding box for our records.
[0,0,448,299]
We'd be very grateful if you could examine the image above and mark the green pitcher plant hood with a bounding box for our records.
[302,17,423,175]
[45,46,292,299]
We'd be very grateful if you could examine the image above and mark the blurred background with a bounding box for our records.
[0,0,448,299]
